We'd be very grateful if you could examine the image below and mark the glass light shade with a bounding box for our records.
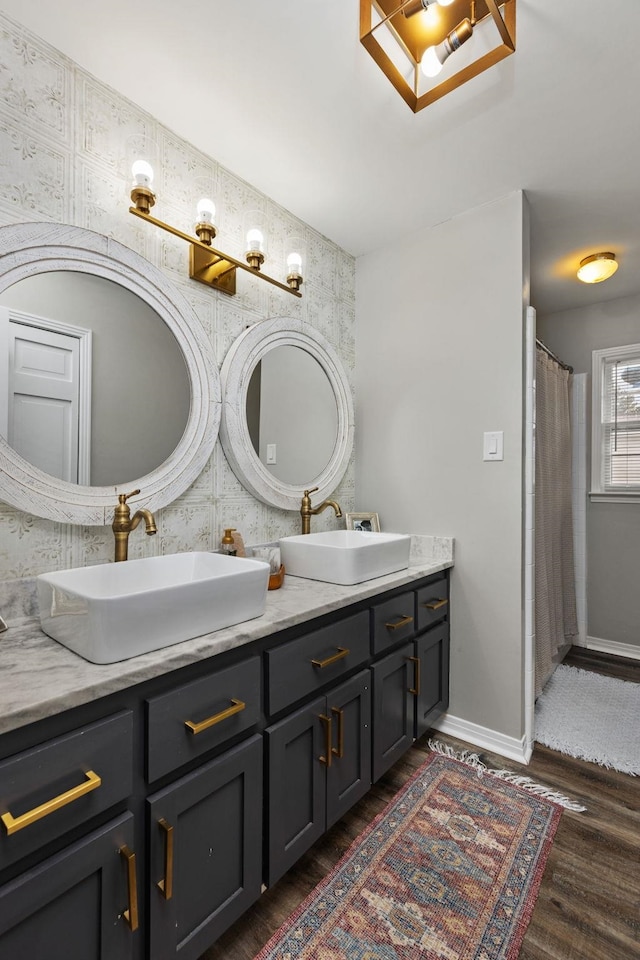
[437,0,455,6]
[131,159,154,187]
[577,253,618,284]
[285,236,306,277]
[243,210,268,256]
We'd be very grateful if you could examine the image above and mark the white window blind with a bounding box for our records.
[592,343,640,499]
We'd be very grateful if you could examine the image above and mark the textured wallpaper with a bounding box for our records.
[0,12,356,579]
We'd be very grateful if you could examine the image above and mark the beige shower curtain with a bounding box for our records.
[535,347,578,697]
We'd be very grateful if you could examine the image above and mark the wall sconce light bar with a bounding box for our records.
[360,0,516,113]
[128,207,302,298]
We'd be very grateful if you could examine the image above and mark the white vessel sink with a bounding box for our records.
[37,552,270,664]
[279,530,411,585]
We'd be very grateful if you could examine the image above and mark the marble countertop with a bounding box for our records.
[0,557,453,736]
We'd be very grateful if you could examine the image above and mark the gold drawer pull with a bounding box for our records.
[157,818,174,900]
[1,769,102,836]
[385,615,414,631]
[120,845,139,931]
[319,714,333,767]
[311,647,350,669]
[184,698,245,735]
[407,655,421,696]
[422,598,448,611]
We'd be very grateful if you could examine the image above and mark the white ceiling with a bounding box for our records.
[2,0,639,315]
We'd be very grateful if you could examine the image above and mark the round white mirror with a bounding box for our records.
[220,317,354,510]
[0,222,221,524]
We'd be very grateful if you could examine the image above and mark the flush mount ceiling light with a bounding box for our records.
[577,252,619,284]
[360,0,516,113]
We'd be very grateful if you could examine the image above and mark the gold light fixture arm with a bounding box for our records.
[484,0,515,49]
[129,207,301,298]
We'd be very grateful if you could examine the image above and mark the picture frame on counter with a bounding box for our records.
[345,512,380,532]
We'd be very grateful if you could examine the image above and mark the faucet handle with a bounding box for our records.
[118,489,141,505]
[303,487,319,497]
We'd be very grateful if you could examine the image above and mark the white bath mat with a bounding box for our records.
[535,664,640,776]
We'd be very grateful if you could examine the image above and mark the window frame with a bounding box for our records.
[590,341,640,503]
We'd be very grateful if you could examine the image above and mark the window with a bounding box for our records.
[591,342,640,501]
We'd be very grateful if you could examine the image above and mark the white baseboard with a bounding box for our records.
[586,635,640,661]
[431,713,531,765]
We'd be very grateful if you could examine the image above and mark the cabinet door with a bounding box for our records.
[325,670,371,829]
[266,697,326,887]
[147,735,262,960]
[415,622,450,738]
[371,643,414,782]
[0,813,136,960]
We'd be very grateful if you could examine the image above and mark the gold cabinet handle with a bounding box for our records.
[422,598,448,611]
[120,845,139,932]
[311,647,350,669]
[1,769,102,836]
[330,706,344,759]
[157,818,174,901]
[318,714,333,767]
[385,615,414,631]
[407,655,421,696]
[184,698,245,735]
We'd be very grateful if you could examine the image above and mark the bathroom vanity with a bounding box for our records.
[0,560,451,960]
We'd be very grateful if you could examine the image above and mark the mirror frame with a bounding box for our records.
[220,316,354,510]
[0,222,221,524]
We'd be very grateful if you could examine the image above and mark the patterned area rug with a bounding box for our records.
[255,745,578,960]
[535,664,640,775]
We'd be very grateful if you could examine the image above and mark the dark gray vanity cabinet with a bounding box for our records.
[371,643,415,781]
[371,573,450,781]
[0,566,450,960]
[147,735,262,960]
[415,621,450,737]
[0,812,137,960]
[266,669,371,887]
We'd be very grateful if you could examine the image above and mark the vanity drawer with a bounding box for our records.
[372,590,417,654]
[266,611,369,716]
[416,574,449,632]
[146,657,261,782]
[0,710,133,870]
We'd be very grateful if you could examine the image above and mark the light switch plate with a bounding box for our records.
[483,431,504,461]
[266,443,277,464]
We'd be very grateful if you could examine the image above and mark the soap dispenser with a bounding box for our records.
[221,528,237,556]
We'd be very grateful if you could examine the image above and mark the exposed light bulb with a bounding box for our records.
[246,228,264,252]
[287,252,303,275]
[421,17,473,78]
[196,197,216,224]
[421,44,446,77]
[131,159,154,187]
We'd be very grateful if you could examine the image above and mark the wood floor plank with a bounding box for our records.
[200,649,640,960]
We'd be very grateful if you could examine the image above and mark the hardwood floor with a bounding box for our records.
[201,648,640,960]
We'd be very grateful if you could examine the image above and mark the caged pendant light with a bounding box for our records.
[360,0,516,113]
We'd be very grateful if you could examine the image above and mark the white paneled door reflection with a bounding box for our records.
[0,308,88,483]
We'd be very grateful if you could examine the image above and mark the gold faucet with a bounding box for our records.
[112,489,157,562]
[300,486,342,535]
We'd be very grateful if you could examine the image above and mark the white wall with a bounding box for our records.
[356,193,527,744]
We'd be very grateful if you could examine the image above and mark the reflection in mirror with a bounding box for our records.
[220,316,354,511]
[0,272,190,487]
[246,346,338,485]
